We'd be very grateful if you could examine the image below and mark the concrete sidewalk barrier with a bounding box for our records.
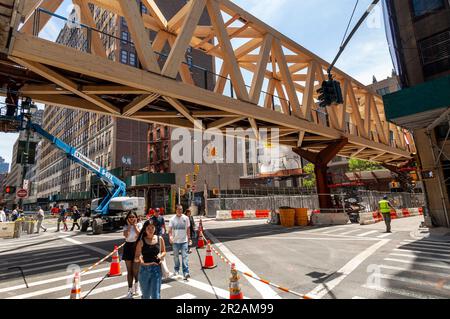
[216,210,271,221]
[310,212,350,226]
[359,207,424,225]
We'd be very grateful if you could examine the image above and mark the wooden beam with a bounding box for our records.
[20,0,63,34]
[272,38,301,117]
[167,36,195,85]
[248,117,259,139]
[10,57,120,114]
[301,60,317,120]
[163,96,204,130]
[162,0,206,78]
[118,0,160,73]
[207,116,245,129]
[142,0,167,29]
[167,0,191,32]
[73,0,107,58]
[123,93,159,116]
[206,0,250,102]
[249,33,273,104]
[298,131,305,147]
[346,81,367,138]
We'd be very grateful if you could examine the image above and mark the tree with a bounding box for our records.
[303,163,316,188]
[348,158,382,172]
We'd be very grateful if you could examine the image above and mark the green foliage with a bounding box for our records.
[348,158,382,172]
[303,163,316,188]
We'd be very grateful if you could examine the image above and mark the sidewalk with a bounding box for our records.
[411,226,450,242]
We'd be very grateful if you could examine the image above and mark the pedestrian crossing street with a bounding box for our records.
[357,239,450,299]
[0,236,232,299]
[304,226,394,238]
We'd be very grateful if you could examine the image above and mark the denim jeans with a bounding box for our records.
[172,242,189,276]
[139,265,162,299]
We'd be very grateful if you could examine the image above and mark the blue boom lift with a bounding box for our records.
[1,97,143,234]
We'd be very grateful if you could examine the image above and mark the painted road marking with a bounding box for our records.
[400,241,450,249]
[384,258,450,270]
[247,236,376,241]
[205,230,280,299]
[394,248,450,258]
[172,293,196,299]
[362,284,444,299]
[0,246,73,261]
[403,239,450,246]
[373,273,450,291]
[0,243,68,253]
[377,233,393,238]
[6,272,127,299]
[352,296,367,299]
[396,244,450,254]
[390,253,450,262]
[379,265,450,278]
[306,239,391,299]
[357,230,379,237]
[61,237,110,255]
[0,267,111,294]
[113,284,171,299]
[179,278,249,299]
[340,229,361,235]
[0,257,98,278]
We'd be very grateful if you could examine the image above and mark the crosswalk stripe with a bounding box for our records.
[0,244,68,254]
[384,258,450,270]
[352,296,367,299]
[340,230,361,235]
[390,253,450,262]
[400,241,450,249]
[172,293,196,299]
[373,273,450,291]
[403,240,450,247]
[396,244,450,254]
[378,265,450,278]
[394,248,450,259]
[357,230,379,237]
[321,228,349,234]
[179,278,248,299]
[111,284,172,300]
[362,284,444,299]
[7,272,127,299]
[1,254,90,269]
[377,233,393,238]
[0,257,98,278]
[0,267,111,294]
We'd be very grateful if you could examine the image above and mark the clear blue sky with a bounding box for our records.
[0,0,393,167]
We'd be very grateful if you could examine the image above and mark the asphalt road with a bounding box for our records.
[0,215,449,299]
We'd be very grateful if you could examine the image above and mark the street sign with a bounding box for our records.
[16,189,28,199]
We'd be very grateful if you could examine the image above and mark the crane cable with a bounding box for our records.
[341,0,360,47]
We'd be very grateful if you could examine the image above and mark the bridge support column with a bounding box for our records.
[293,138,348,211]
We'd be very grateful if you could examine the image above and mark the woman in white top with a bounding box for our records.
[122,211,143,298]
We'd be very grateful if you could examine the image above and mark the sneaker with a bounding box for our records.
[133,283,141,296]
[126,288,134,299]
[183,273,191,281]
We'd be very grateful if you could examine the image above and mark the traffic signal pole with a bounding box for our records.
[327,0,380,78]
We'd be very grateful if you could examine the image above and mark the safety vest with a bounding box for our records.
[379,200,391,213]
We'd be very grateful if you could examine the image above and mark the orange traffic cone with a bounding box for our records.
[197,230,206,249]
[198,218,204,235]
[202,240,217,269]
[70,272,81,299]
[229,263,243,299]
[108,245,122,277]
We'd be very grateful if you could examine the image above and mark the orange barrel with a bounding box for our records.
[294,208,308,226]
[279,208,295,227]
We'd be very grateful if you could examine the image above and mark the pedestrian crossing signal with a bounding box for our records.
[4,186,16,194]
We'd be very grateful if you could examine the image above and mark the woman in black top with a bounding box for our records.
[134,220,166,299]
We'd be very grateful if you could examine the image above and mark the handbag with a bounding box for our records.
[160,258,170,279]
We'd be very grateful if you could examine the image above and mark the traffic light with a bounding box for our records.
[317,80,344,108]
[4,186,16,194]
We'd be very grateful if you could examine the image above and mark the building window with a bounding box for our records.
[141,3,148,14]
[419,30,450,77]
[376,87,391,96]
[129,52,136,66]
[121,31,129,44]
[412,0,445,17]
[121,17,127,27]
[121,50,128,64]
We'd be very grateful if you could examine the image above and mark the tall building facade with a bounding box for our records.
[0,156,9,174]
[383,0,450,227]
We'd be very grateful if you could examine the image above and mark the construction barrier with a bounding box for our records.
[216,210,271,220]
[359,207,424,225]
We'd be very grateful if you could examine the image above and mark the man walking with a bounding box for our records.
[379,195,395,233]
[35,206,47,233]
[151,208,166,236]
[56,205,67,232]
[70,206,81,231]
[11,206,19,221]
[168,205,192,280]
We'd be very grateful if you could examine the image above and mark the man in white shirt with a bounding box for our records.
[35,206,47,233]
[168,205,191,280]
[0,206,6,222]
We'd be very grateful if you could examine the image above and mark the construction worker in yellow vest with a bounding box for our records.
[379,195,395,233]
